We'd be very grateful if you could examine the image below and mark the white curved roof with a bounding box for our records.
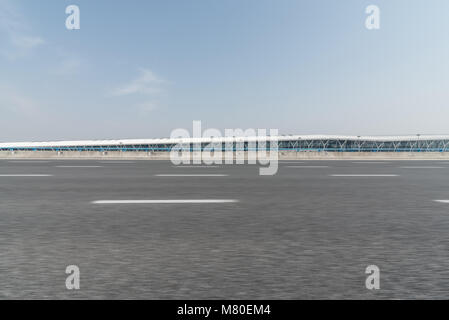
[1,135,449,148]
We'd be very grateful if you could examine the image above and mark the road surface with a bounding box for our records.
[0,159,448,299]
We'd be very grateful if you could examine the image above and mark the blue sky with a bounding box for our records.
[1,0,448,141]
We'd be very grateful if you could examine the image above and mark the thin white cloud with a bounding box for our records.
[111,68,168,113]
[112,68,166,96]
[0,0,44,58]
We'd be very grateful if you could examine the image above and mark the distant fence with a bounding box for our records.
[2,139,449,153]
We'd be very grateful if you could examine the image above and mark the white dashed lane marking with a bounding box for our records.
[56,166,103,168]
[155,174,228,177]
[99,161,136,164]
[352,162,390,164]
[172,166,220,168]
[8,161,50,163]
[287,166,329,168]
[92,199,239,204]
[330,174,399,177]
[400,166,446,169]
[279,161,306,164]
[0,174,53,177]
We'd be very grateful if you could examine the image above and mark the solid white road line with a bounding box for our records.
[155,174,228,177]
[0,174,53,177]
[56,166,103,168]
[287,166,329,168]
[330,174,399,177]
[434,200,449,204]
[92,199,239,204]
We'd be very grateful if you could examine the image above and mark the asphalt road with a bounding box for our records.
[0,159,448,299]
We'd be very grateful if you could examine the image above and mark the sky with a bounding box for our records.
[1,0,449,142]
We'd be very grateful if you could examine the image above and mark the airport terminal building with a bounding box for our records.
[1,135,449,153]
